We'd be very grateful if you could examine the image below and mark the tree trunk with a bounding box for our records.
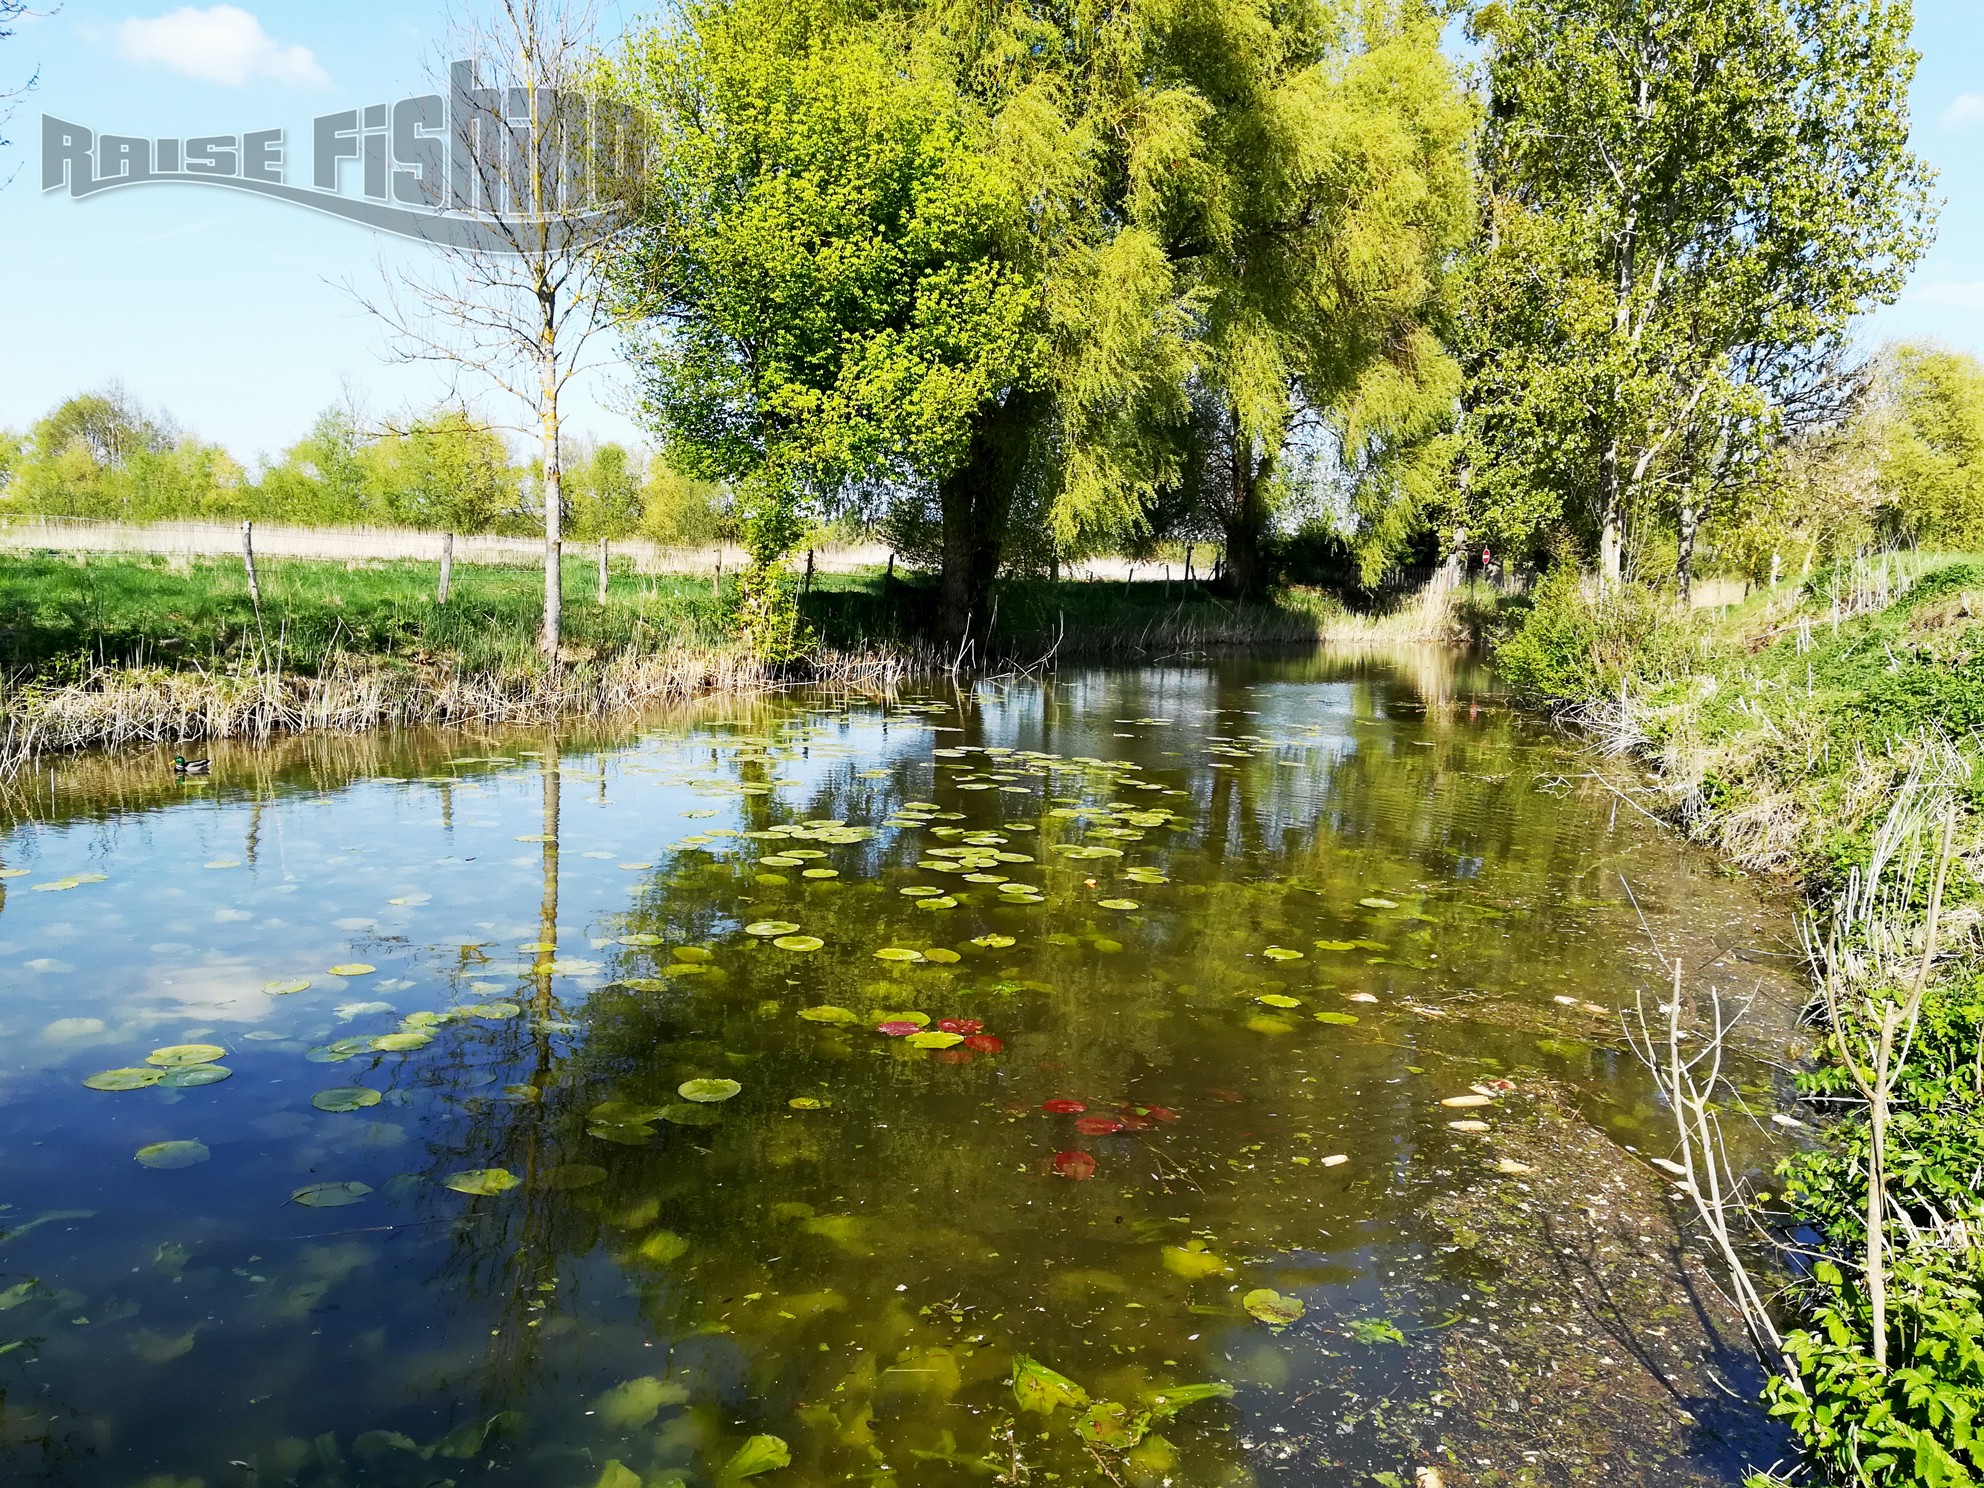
[937,389,1045,652]
[540,367,563,658]
[1439,523,1468,590]
[1218,405,1274,601]
[803,547,814,593]
[1598,437,1624,585]
[439,531,454,603]
[1676,499,1698,603]
[597,536,609,604]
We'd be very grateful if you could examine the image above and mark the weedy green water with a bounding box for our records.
[0,648,1805,1486]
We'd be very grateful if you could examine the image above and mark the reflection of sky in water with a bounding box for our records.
[0,652,1802,1488]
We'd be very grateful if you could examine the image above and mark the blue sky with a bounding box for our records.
[2,0,1982,464]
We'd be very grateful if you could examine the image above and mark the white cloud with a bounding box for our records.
[1911,282,1984,311]
[114,5,328,87]
[1943,92,1984,128]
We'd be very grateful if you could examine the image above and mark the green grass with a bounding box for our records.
[0,551,1443,679]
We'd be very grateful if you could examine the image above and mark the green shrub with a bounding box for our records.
[1494,564,1675,702]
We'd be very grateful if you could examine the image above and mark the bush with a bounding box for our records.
[1494,564,1675,702]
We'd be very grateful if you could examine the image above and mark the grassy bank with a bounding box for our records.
[0,551,1479,759]
[1495,555,1984,1486]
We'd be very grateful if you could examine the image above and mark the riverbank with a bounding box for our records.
[1495,553,1984,1487]
[0,552,1487,761]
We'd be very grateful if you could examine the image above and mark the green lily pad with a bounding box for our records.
[743,921,799,937]
[264,978,312,995]
[970,934,1017,948]
[443,1168,519,1196]
[906,1030,965,1049]
[659,1103,722,1126]
[874,947,924,962]
[83,1067,164,1091]
[158,1065,232,1088]
[1013,1354,1090,1414]
[1243,1288,1307,1327]
[1314,939,1358,951]
[1263,946,1304,961]
[1161,1246,1231,1279]
[371,1032,433,1052]
[464,1002,521,1019]
[1358,897,1398,909]
[772,935,823,952]
[618,934,665,946]
[1258,994,1302,1008]
[145,1043,226,1068]
[798,1005,858,1023]
[291,1181,372,1207]
[135,1140,210,1170]
[312,1087,382,1112]
[678,1078,741,1103]
[589,1123,657,1146]
[1098,899,1140,911]
[327,963,376,976]
[788,1096,830,1109]
[1313,1011,1360,1025]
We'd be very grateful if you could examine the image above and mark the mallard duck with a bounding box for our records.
[173,756,211,776]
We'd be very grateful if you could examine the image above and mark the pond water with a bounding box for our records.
[0,648,1806,1488]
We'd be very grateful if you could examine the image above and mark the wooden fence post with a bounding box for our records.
[598,536,609,604]
[439,531,454,604]
[239,520,261,606]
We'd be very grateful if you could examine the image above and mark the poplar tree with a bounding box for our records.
[1457,0,1934,589]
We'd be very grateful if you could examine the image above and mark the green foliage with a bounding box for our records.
[1493,563,1675,701]
[1449,0,1936,581]
[1877,343,1984,551]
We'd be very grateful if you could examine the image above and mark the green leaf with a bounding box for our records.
[719,1434,791,1478]
[678,1078,742,1102]
[1013,1354,1090,1414]
[1243,1288,1306,1327]
[1146,1382,1236,1420]
[442,1168,519,1195]
[1073,1400,1148,1449]
[1347,1317,1405,1345]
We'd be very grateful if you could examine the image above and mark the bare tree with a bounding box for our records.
[354,0,636,657]
[2,0,58,178]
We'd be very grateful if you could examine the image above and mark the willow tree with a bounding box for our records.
[605,0,1041,657]
[1459,0,1934,588]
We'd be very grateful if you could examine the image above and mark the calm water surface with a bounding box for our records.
[0,649,1800,1487]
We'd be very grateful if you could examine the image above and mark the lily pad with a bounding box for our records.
[464,1002,522,1019]
[370,1032,433,1052]
[264,978,312,995]
[788,1096,830,1109]
[1313,1011,1360,1025]
[678,1078,742,1103]
[146,1044,226,1068]
[618,934,665,947]
[743,920,799,937]
[443,1168,520,1195]
[772,935,823,952]
[1052,1150,1096,1180]
[312,1087,382,1112]
[924,947,961,963]
[1258,994,1302,1008]
[1262,946,1304,961]
[1014,1355,1090,1414]
[798,1005,858,1023]
[1074,1116,1125,1135]
[158,1065,232,1088]
[659,1103,721,1126]
[135,1140,210,1170]
[874,947,924,962]
[291,1181,372,1208]
[906,1030,965,1049]
[1358,897,1398,909]
[327,963,376,976]
[1098,899,1140,911]
[971,934,1017,949]
[1161,1246,1230,1279]
[1313,940,1358,951]
[83,1067,164,1091]
[638,1229,689,1263]
[1242,1288,1307,1327]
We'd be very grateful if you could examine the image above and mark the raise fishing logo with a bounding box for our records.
[40,61,637,251]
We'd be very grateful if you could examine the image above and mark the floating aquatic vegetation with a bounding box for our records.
[1243,1288,1306,1327]
[678,1078,741,1102]
[312,1087,381,1112]
[327,963,376,976]
[135,1140,209,1169]
[1051,1151,1096,1180]
[84,1067,163,1091]
[146,1044,225,1068]
[291,1181,372,1207]
[443,1168,519,1195]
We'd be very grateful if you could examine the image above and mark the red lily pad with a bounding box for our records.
[876,1021,921,1037]
[1042,1099,1088,1114]
[962,1034,1004,1053]
[1134,1104,1181,1122]
[1118,1113,1156,1131]
[932,1048,977,1065]
[1074,1116,1126,1136]
[1052,1150,1096,1180]
[936,1018,985,1035]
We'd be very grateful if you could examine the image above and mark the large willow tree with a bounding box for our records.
[610,0,1469,645]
